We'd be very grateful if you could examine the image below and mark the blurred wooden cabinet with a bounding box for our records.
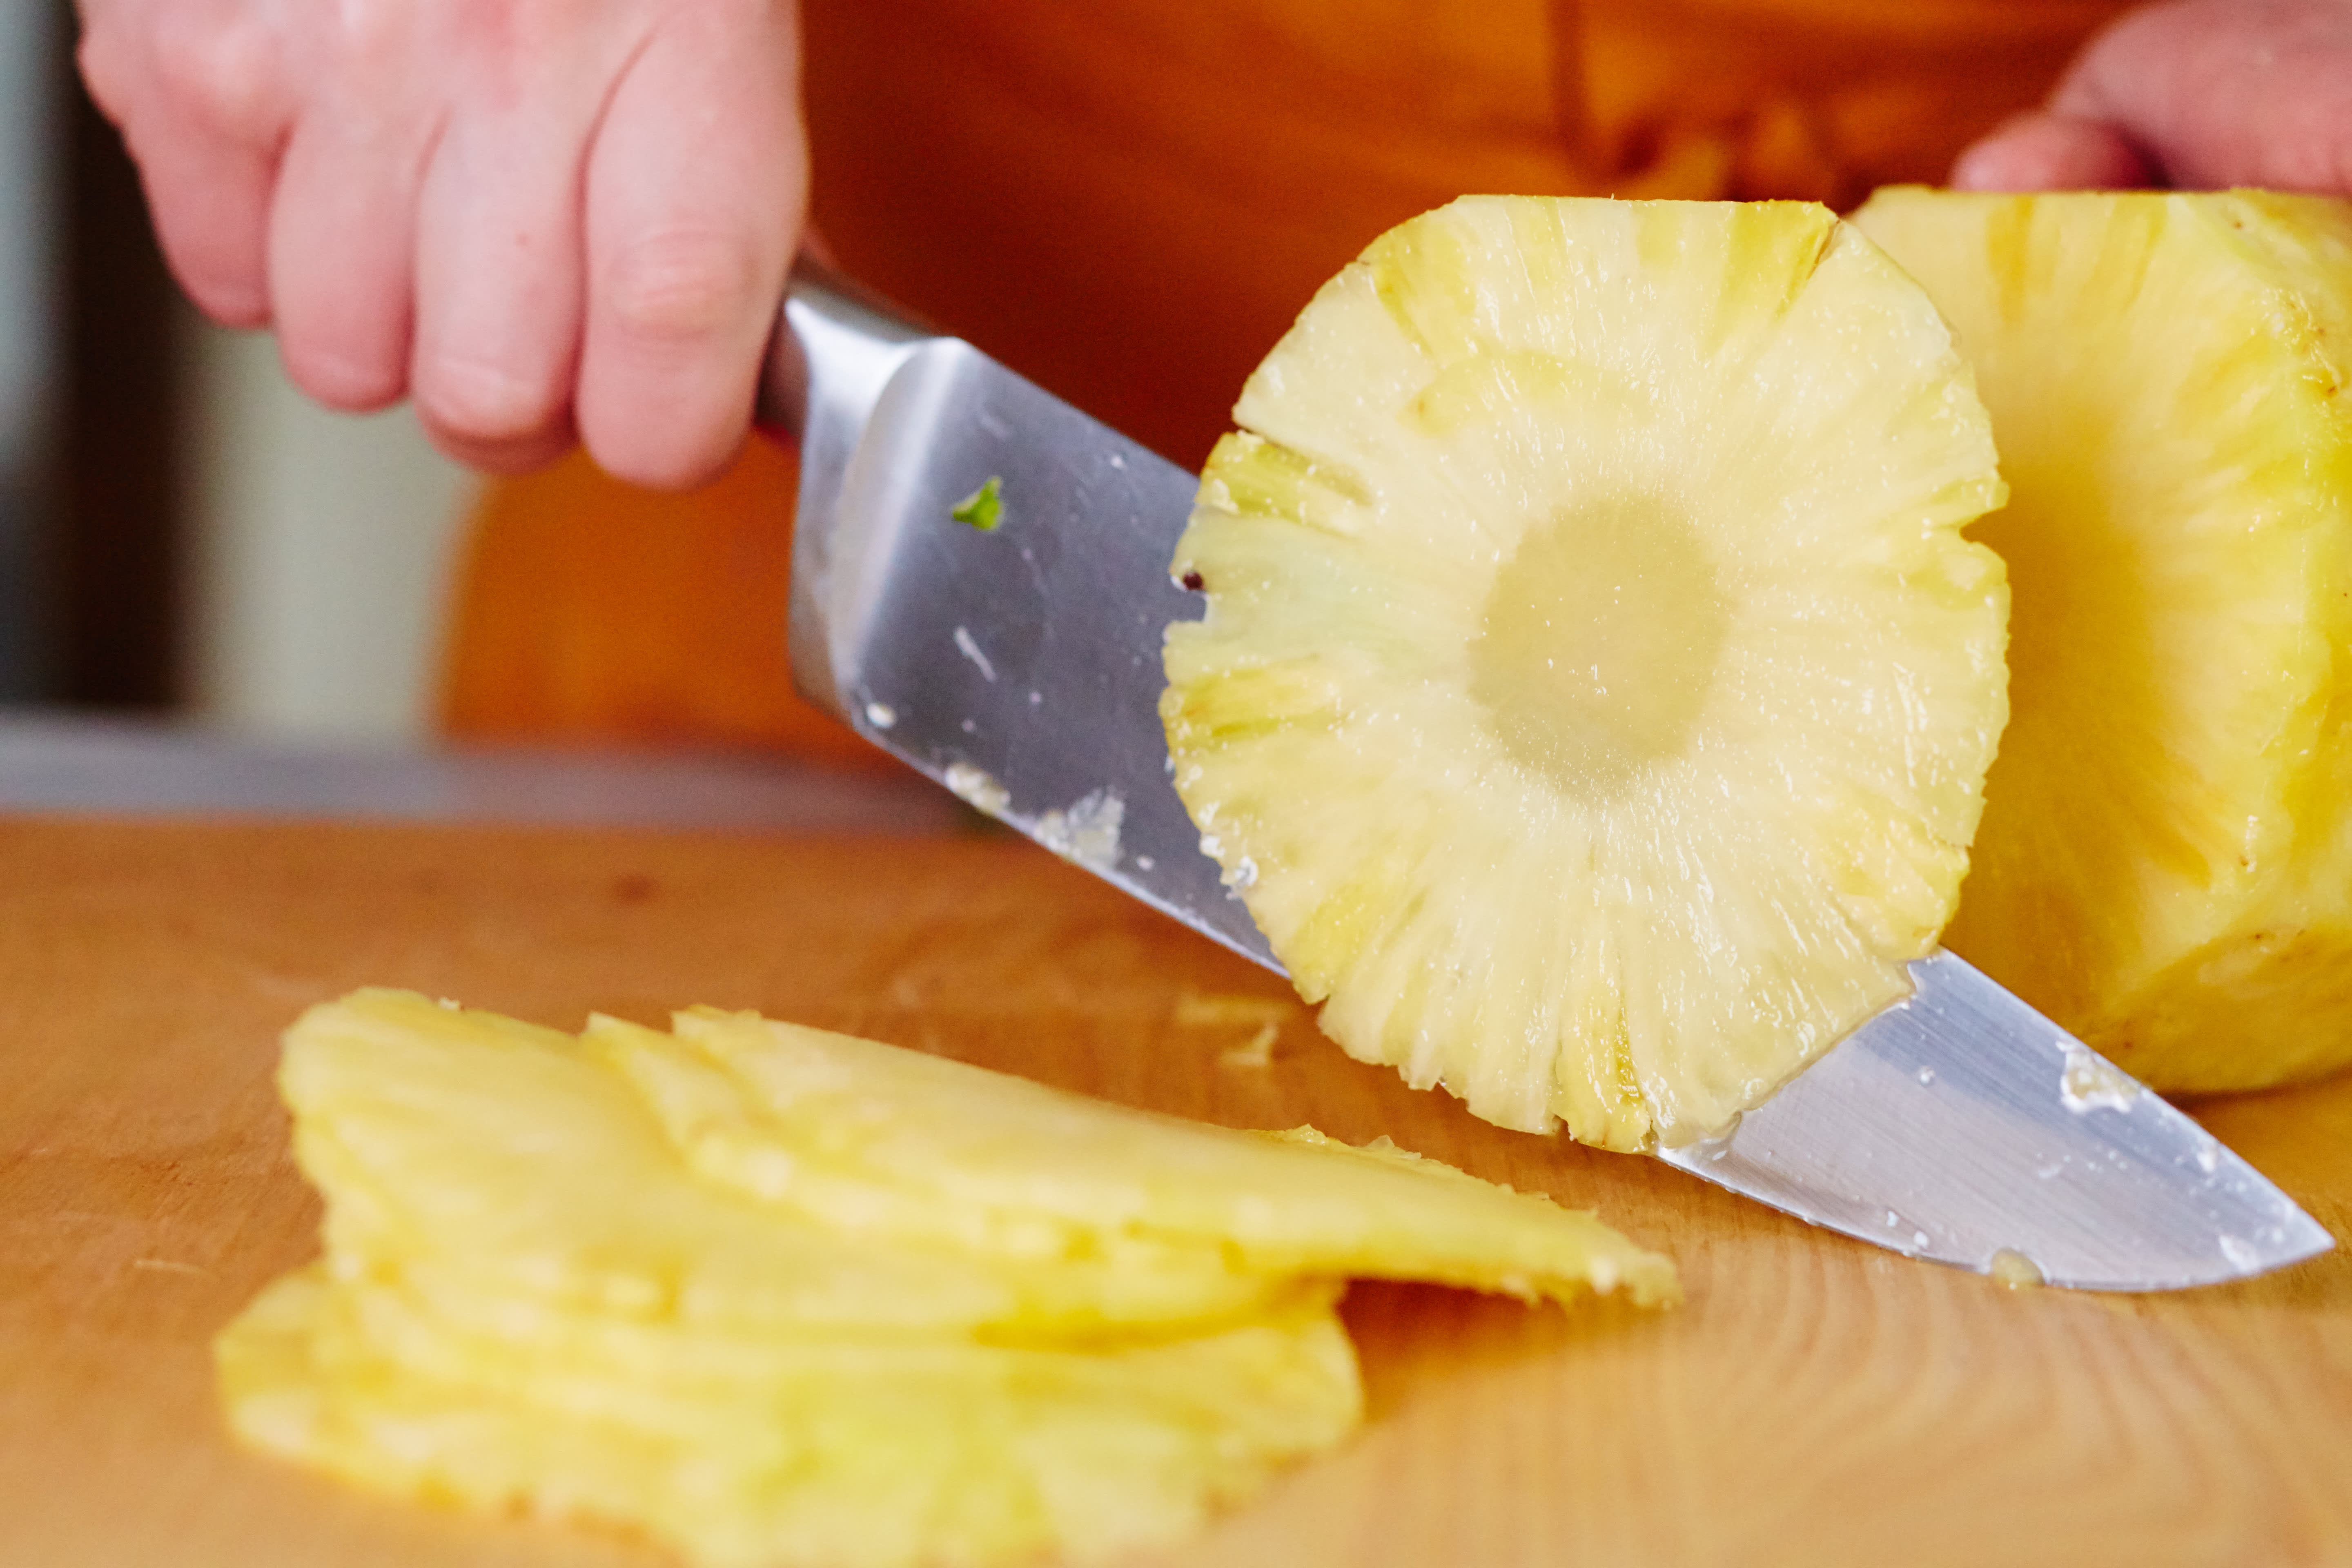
[2,0,185,711]
[0,0,61,702]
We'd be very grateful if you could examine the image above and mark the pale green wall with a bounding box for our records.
[184,322,476,741]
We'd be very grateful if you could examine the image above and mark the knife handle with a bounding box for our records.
[756,256,948,726]
[755,257,935,440]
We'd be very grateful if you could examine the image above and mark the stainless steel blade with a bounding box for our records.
[759,260,2335,1291]
[1659,949,2333,1289]
[762,262,1264,961]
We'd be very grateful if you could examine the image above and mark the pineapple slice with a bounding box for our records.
[1851,189,2352,1094]
[221,991,1676,1568]
[1162,196,2010,1147]
[289,989,1284,1335]
[221,1267,1360,1568]
[591,1008,1678,1307]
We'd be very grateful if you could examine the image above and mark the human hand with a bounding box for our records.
[1951,0,2352,194]
[76,0,804,488]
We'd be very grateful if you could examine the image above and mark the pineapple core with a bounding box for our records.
[1471,492,1728,794]
[1164,196,2010,1149]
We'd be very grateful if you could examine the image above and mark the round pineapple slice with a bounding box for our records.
[1161,197,2009,1149]
[1852,188,2352,1095]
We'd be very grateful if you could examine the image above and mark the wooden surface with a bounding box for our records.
[2,816,2347,1568]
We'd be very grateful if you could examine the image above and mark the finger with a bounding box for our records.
[80,3,287,325]
[2052,0,2352,193]
[577,2,803,490]
[120,119,280,327]
[1949,111,2155,193]
[264,34,437,412]
[408,64,600,473]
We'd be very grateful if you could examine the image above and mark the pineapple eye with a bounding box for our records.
[1469,490,1728,797]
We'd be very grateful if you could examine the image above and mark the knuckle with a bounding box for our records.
[603,229,763,346]
[427,424,573,479]
[579,389,745,492]
[150,9,285,142]
[75,29,137,123]
[417,356,568,448]
[592,428,742,493]
[175,263,271,328]
[282,334,406,414]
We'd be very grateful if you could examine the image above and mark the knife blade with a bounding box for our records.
[757,258,2334,1291]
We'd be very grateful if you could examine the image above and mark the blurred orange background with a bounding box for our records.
[441,0,2132,757]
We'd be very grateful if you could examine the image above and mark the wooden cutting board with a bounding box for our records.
[2,816,2347,1568]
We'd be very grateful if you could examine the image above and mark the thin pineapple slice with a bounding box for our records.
[221,1266,1360,1568]
[289,990,1286,1335]
[1161,196,2009,1147]
[591,1007,1677,1307]
[1852,188,2352,1094]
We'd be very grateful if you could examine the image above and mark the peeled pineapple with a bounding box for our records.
[1162,196,2011,1149]
[1852,188,2352,1096]
[218,990,1673,1568]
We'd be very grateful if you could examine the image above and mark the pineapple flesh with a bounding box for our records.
[595,1008,1677,1306]
[280,991,1292,1338]
[1852,188,2352,1095]
[1162,196,2010,1149]
[218,990,1675,1568]
[222,1268,1360,1568]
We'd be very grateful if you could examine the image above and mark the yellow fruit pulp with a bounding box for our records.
[218,990,1675,1568]
[1164,196,2009,1148]
[223,1268,1358,1568]
[599,1008,1677,1305]
[1853,188,2352,1094]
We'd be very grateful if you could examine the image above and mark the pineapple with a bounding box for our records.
[592,1008,1678,1306]
[1161,196,2010,1149]
[1851,188,2352,1096]
[278,989,1287,1337]
[219,990,1674,1568]
[220,1268,1361,1568]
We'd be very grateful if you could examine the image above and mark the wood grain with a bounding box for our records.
[0,817,2345,1568]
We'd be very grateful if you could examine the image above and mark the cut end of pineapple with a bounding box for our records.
[1853,187,2352,1095]
[222,990,1675,1568]
[1164,196,2010,1148]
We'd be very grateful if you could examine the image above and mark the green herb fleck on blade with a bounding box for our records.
[950,476,1005,532]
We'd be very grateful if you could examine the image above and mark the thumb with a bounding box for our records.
[1949,111,2156,192]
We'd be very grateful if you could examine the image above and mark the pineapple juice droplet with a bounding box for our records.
[1469,490,1728,797]
[1988,1248,2046,1289]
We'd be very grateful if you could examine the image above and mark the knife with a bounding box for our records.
[755,258,2334,1292]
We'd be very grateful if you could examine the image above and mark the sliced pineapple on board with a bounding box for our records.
[221,990,1675,1568]
[1162,196,2010,1149]
[1852,188,2352,1095]
[591,1008,1678,1307]
[287,989,1285,1336]
[221,1267,1360,1568]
